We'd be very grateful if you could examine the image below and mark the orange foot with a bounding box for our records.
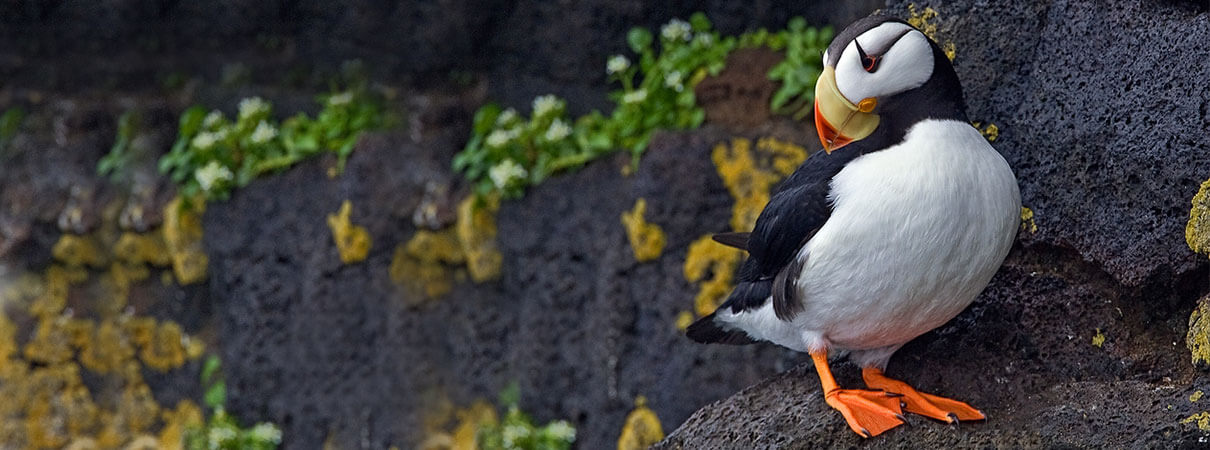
[862,367,985,423]
[811,352,906,437]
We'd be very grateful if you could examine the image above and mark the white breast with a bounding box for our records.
[795,119,1020,352]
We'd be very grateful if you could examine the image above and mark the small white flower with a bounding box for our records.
[496,108,519,126]
[545,421,576,441]
[327,91,353,107]
[485,129,512,148]
[695,33,713,46]
[195,160,233,193]
[501,424,531,447]
[489,159,528,189]
[207,425,237,444]
[622,89,648,104]
[248,423,282,443]
[532,94,562,118]
[202,110,223,129]
[606,55,630,75]
[191,131,219,150]
[664,70,684,92]
[661,18,692,42]
[249,120,278,144]
[238,97,270,120]
[544,119,572,141]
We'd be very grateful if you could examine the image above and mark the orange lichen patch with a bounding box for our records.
[907,4,956,60]
[621,198,667,263]
[157,400,203,450]
[328,200,373,264]
[456,196,502,283]
[683,236,744,317]
[78,320,136,374]
[113,231,172,267]
[163,196,208,285]
[52,234,109,269]
[138,321,187,372]
[616,396,664,450]
[1187,179,1210,256]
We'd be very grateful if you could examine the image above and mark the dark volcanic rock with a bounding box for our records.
[880,0,1210,287]
[204,127,806,448]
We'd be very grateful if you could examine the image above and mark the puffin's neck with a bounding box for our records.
[874,43,968,148]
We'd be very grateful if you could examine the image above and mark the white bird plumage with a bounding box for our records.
[716,119,1020,369]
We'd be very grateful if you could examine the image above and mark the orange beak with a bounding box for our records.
[813,67,880,154]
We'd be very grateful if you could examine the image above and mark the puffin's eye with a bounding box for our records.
[855,41,880,73]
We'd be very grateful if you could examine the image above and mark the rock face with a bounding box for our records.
[656,0,1210,447]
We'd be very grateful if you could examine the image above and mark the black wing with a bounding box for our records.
[687,148,863,344]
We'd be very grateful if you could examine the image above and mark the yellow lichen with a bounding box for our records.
[1188,297,1210,368]
[1020,207,1038,234]
[116,383,160,434]
[25,317,77,365]
[682,137,807,319]
[1187,179,1210,256]
[30,266,72,318]
[621,198,667,262]
[390,229,466,299]
[78,320,135,374]
[907,4,956,61]
[617,396,664,450]
[52,234,109,269]
[456,196,502,282]
[450,400,498,450]
[972,121,1000,142]
[1192,390,1204,403]
[674,310,694,331]
[712,139,781,232]
[1183,411,1210,433]
[684,236,744,317]
[163,196,208,285]
[157,400,203,450]
[113,231,172,267]
[327,200,373,264]
[1091,328,1105,348]
[138,321,187,372]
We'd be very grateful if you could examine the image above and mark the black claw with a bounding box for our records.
[860,428,872,438]
[895,413,908,423]
[884,392,904,398]
[947,413,960,424]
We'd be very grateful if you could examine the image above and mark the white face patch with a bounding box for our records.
[833,22,934,105]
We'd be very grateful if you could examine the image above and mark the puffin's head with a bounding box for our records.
[814,16,964,153]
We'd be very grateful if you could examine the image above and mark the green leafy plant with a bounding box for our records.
[767,18,834,119]
[157,84,383,203]
[455,13,831,200]
[185,356,282,450]
[97,110,140,182]
[476,383,576,450]
[0,106,25,155]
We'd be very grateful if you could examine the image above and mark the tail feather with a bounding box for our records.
[686,313,757,345]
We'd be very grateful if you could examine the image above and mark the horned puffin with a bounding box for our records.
[687,15,1021,438]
